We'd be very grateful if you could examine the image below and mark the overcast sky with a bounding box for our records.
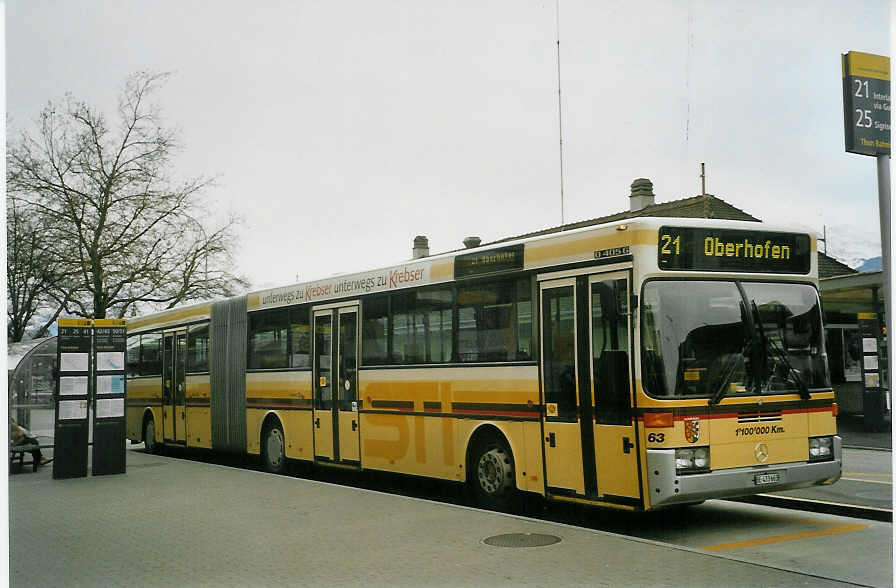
[5,1,892,291]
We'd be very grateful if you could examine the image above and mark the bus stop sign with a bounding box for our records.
[842,51,890,156]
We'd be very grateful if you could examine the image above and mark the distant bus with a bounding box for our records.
[125,217,841,510]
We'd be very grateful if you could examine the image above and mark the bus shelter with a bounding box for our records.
[820,269,889,426]
[8,336,57,438]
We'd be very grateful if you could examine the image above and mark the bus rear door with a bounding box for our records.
[162,330,187,445]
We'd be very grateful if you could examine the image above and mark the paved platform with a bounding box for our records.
[9,447,858,587]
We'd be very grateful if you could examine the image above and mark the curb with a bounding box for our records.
[732,494,892,522]
[841,444,892,452]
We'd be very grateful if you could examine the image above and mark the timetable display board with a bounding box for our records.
[91,319,127,475]
[842,51,891,156]
[53,318,92,479]
[858,313,889,430]
[657,226,811,274]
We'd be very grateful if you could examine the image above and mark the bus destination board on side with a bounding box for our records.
[658,226,811,274]
[454,244,524,279]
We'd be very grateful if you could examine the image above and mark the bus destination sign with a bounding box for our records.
[842,51,890,156]
[658,226,811,274]
[454,244,524,279]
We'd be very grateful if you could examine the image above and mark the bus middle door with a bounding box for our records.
[313,304,361,465]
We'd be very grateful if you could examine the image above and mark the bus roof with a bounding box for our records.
[128,216,816,332]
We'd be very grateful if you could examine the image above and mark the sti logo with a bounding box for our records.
[684,418,700,443]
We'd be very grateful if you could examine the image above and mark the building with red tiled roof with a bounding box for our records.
[487,178,860,283]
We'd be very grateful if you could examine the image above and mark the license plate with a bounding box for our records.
[753,471,782,485]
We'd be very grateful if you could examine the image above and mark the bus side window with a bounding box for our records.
[247,309,288,369]
[361,296,389,365]
[127,335,141,377]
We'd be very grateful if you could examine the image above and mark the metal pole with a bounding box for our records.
[876,153,891,406]
[556,0,565,226]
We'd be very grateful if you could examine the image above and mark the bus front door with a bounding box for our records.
[540,271,642,505]
[588,273,641,504]
[313,304,361,465]
[540,279,586,495]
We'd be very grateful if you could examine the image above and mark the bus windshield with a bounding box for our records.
[640,280,829,399]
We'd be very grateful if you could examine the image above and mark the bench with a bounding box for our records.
[9,443,52,473]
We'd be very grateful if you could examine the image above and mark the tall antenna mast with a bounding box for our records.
[556,0,566,226]
[700,162,706,195]
[701,162,710,218]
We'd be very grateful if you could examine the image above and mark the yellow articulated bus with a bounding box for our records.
[125,217,841,510]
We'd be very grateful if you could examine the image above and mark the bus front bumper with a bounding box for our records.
[646,436,842,508]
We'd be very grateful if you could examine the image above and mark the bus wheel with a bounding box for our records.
[143,418,159,454]
[262,421,286,474]
[471,436,515,510]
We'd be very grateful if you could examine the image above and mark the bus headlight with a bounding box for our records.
[675,447,710,474]
[809,436,833,462]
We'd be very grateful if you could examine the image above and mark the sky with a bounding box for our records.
[5,0,892,293]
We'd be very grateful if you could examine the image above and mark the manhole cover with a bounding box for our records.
[483,533,561,548]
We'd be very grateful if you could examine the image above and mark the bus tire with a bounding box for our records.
[470,434,516,510]
[143,417,159,454]
[262,420,286,474]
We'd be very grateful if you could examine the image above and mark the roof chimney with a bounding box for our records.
[629,178,655,211]
[463,236,481,249]
[412,235,429,259]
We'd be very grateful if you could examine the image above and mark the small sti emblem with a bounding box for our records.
[684,418,700,443]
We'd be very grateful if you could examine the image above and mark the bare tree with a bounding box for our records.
[7,71,247,325]
[6,197,74,341]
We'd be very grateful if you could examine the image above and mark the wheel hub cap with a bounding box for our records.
[268,431,283,466]
[478,449,508,495]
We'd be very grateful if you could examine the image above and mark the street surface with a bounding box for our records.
[129,444,892,587]
[773,448,892,511]
[8,445,893,587]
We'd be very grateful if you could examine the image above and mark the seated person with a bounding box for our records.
[10,417,52,466]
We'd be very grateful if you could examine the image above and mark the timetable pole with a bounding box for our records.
[91,318,128,475]
[53,318,93,479]
[841,51,891,420]
[876,153,891,408]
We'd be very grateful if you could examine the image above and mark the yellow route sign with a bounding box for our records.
[842,51,890,156]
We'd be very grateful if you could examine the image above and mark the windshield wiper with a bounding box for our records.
[708,339,750,405]
[751,302,811,400]
[764,335,811,400]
